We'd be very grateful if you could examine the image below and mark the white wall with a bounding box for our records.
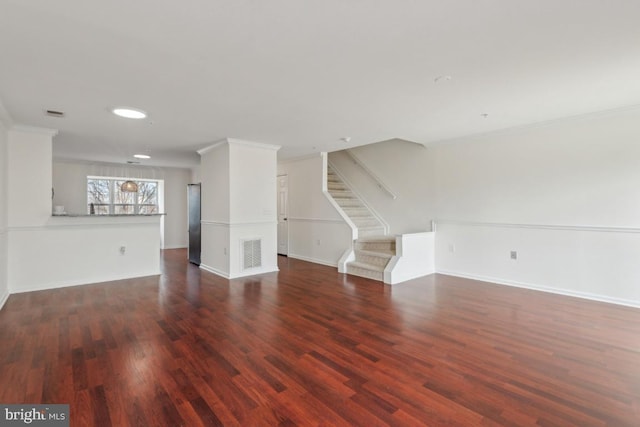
[433,107,640,306]
[191,165,201,185]
[199,139,279,279]
[228,143,279,277]
[5,128,161,295]
[278,154,352,267]
[8,127,54,227]
[200,142,230,275]
[0,120,8,309]
[9,216,161,293]
[317,108,640,306]
[329,140,436,234]
[52,160,191,249]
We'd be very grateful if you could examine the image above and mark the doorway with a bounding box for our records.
[277,175,289,255]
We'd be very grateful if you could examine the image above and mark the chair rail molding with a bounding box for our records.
[433,219,640,234]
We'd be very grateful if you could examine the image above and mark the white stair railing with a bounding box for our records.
[345,149,397,199]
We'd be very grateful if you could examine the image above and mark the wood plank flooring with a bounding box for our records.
[1,249,640,426]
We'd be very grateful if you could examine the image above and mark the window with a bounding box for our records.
[87,177,159,215]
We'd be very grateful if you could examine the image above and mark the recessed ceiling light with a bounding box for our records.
[133,154,151,159]
[434,75,452,84]
[112,107,147,119]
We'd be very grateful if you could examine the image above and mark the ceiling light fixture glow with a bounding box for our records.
[133,154,151,159]
[112,107,147,119]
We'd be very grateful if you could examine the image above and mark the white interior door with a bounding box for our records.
[277,175,289,255]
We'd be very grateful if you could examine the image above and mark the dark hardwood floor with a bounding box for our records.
[1,249,640,426]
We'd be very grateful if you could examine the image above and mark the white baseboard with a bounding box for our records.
[0,290,9,311]
[162,245,187,250]
[229,267,279,279]
[437,269,640,309]
[200,263,279,279]
[288,253,338,268]
[9,270,162,294]
[200,263,230,278]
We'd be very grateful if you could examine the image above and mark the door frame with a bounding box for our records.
[277,174,289,256]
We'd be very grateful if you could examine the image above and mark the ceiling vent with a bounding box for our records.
[45,110,65,118]
[242,239,262,270]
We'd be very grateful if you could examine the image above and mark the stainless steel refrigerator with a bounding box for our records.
[188,183,201,265]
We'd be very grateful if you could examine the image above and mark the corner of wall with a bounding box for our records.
[0,116,9,308]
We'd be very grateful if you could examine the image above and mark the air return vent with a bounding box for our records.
[242,239,262,270]
[45,110,65,118]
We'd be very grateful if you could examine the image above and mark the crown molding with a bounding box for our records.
[197,139,228,155]
[198,137,281,156]
[226,138,281,151]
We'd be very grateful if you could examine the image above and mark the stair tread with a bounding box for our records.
[347,261,385,272]
[356,235,395,242]
[355,249,394,258]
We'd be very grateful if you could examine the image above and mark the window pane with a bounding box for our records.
[114,181,136,205]
[114,204,135,215]
[138,182,157,205]
[89,204,110,215]
[87,179,110,205]
[138,205,158,214]
[87,177,159,216]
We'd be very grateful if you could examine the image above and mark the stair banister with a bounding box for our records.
[345,149,397,200]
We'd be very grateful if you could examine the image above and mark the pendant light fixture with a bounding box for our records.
[121,180,139,192]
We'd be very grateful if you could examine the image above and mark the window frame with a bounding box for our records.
[87,176,159,215]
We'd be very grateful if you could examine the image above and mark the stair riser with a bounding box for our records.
[328,183,348,190]
[354,253,390,267]
[329,191,356,197]
[342,209,371,216]
[357,242,395,252]
[353,219,383,227]
[334,199,364,208]
[346,266,384,281]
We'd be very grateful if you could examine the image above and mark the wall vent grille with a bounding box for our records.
[242,239,262,270]
[45,110,65,118]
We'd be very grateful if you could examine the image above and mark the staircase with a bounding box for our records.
[348,236,396,281]
[327,166,385,237]
[327,165,395,282]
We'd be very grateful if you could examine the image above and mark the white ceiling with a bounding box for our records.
[1,0,640,168]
